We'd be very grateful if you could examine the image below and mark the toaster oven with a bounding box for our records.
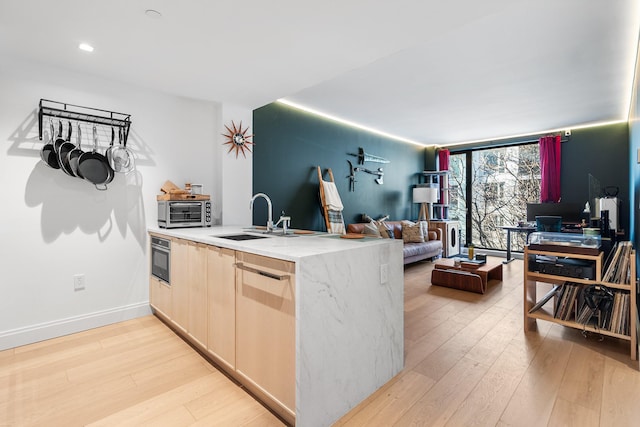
[158,200,212,228]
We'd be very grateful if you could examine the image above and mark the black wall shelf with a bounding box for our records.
[38,99,132,145]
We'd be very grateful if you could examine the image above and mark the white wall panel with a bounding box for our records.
[0,56,252,349]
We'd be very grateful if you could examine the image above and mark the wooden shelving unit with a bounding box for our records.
[422,170,451,220]
[524,245,637,361]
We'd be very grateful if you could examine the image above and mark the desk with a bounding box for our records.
[500,226,536,264]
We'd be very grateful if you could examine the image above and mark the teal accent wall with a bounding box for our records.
[252,103,632,236]
[560,123,629,235]
[424,146,437,170]
[449,123,631,235]
[252,102,427,230]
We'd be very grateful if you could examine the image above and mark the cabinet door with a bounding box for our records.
[171,238,189,331]
[235,251,295,414]
[149,276,172,318]
[188,241,208,346]
[207,246,236,369]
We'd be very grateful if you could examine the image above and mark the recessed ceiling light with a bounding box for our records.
[78,43,94,52]
[145,9,162,19]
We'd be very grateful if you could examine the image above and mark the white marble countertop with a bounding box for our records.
[148,225,399,262]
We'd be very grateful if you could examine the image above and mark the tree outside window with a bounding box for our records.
[448,144,540,251]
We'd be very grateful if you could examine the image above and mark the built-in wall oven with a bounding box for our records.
[150,236,171,284]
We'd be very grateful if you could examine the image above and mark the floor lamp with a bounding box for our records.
[413,187,439,222]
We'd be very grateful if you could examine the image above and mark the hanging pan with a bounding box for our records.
[77,126,114,190]
[105,127,116,167]
[58,121,76,176]
[110,127,135,173]
[40,120,60,169]
[53,120,66,153]
[67,123,84,178]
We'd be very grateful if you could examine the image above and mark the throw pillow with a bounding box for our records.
[402,221,425,243]
[363,221,381,237]
[376,221,395,239]
[419,220,430,240]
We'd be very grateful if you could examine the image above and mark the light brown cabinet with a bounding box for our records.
[149,276,172,318]
[170,238,189,332]
[149,235,296,425]
[235,251,296,419]
[206,245,237,369]
[188,241,208,347]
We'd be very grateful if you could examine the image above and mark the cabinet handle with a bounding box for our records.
[235,262,290,281]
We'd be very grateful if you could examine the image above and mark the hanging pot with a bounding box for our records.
[40,120,60,169]
[110,127,135,173]
[77,126,114,190]
[53,120,66,153]
[105,127,116,168]
[67,123,84,178]
[58,121,76,176]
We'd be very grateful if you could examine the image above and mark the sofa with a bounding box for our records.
[347,220,443,264]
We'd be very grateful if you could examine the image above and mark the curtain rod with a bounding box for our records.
[447,134,571,153]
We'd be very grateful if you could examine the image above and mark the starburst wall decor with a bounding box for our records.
[222,121,254,158]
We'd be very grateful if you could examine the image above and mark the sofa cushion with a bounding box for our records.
[402,221,424,243]
[376,221,395,239]
[361,221,381,237]
[347,221,436,241]
[419,221,431,239]
[403,241,440,258]
[347,221,443,264]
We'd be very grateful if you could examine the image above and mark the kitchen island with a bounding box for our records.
[148,226,404,426]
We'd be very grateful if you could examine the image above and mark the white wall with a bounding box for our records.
[0,56,252,350]
[221,104,254,225]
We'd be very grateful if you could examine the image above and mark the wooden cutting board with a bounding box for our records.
[156,194,211,201]
[160,180,181,194]
[341,233,365,239]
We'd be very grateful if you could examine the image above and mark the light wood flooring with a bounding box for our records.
[2,258,640,426]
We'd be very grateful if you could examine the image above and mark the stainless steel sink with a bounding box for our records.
[241,228,300,237]
[213,234,269,241]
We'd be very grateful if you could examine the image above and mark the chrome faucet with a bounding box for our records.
[274,211,291,235]
[250,193,274,232]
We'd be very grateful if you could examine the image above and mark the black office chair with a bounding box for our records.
[536,216,562,232]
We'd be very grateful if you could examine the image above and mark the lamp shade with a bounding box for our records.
[413,187,439,204]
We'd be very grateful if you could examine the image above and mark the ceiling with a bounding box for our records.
[1,0,639,146]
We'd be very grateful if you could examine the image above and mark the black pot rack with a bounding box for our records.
[38,99,131,145]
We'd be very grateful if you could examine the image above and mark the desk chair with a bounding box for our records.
[536,215,562,232]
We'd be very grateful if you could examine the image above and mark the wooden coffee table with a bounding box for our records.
[431,257,503,294]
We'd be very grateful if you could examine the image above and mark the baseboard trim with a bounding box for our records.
[0,302,152,351]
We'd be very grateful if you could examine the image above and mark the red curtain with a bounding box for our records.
[539,135,561,203]
[438,149,450,170]
[438,149,450,206]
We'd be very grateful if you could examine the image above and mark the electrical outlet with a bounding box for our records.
[380,263,388,284]
[74,274,85,291]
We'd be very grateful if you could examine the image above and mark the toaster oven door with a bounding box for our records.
[169,202,203,224]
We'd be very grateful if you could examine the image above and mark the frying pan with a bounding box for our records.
[58,121,76,176]
[105,127,116,168]
[67,123,84,178]
[110,127,135,173]
[40,120,60,169]
[53,120,66,153]
[78,126,114,190]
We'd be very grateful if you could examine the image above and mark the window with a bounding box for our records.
[449,153,467,244]
[449,143,540,252]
